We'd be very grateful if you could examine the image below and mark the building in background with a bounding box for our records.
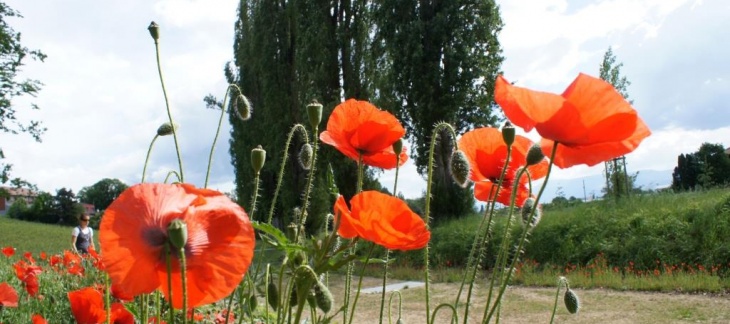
[0,187,38,216]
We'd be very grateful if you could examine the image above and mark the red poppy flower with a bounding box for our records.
[458,127,548,207]
[2,247,14,257]
[495,73,651,168]
[31,314,47,324]
[334,191,430,250]
[68,287,133,324]
[39,252,47,261]
[320,99,408,169]
[64,250,82,267]
[100,183,256,309]
[0,282,18,308]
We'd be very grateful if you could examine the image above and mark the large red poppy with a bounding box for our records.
[334,191,430,250]
[495,73,651,168]
[68,287,133,324]
[100,183,256,309]
[458,127,548,207]
[0,282,18,308]
[320,99,408,169]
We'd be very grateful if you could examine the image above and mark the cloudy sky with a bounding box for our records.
[2,0,728,203]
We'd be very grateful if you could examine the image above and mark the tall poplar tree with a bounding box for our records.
[371,0,505,221]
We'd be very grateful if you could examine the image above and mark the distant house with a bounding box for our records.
[725,147,730,157]
[0,187,38,216]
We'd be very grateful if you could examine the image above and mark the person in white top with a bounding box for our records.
[72,212,95,254]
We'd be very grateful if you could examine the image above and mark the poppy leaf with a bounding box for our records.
[253,222,290,246]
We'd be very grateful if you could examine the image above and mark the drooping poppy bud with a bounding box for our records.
[167,219,188,249]
[251,145,266,174]
[526,144,545,166]
[449,150,471,188]
[521,197,541,227]
[564,288,580,314]
[233,94,252,121]
[313,280,333,313]
[307,100,323,130]
[502,121,515,147]
[156,122,177,136]
[148,21,160,42]
[299,143,313,170]
[393,138,404,156]
[266,277,279,311]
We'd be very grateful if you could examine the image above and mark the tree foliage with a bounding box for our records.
[598,47,635,199]
[78,178,128,211]
[672,143,730,191]
[370,0,504,221]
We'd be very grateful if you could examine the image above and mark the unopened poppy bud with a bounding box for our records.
[299,143,313,170]
[266,277,279,310]
[393,138,404,155]
[307,100,323,129]
[286,222,299,241]
[156,122,177,136]
[248,293,258,312]
[251,145,266,174]
[233,94,252,121]
[521,197,542,227]
[502,121,515,146]
[564,288,580,314]
[148,21,160,42]
[449,150,471,188]
[526,144,545,166]
[313,280,333,313]
[167,219,187,249]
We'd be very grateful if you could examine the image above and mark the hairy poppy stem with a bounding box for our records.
[549,277,569,324]
[388,291,403,324]
[180,247,188,324]
[141,135,159,183]
[462,145,512,323]
[165,244,174,324]
[152,36,184,182]
[205,84,243,188]
[378,155,400,324]
[105,273,111,324]
[267,124,308,224]
[429,304,458,324]
[423,122,459,323]
[296,125,319,242]
[347,243,376,324]
[485,142,558,322]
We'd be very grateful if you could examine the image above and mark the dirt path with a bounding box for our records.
[318,276,730,323]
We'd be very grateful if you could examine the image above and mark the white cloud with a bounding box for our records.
[153,0,239,27]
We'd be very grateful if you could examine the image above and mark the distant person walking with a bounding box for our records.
[72,212,95,254]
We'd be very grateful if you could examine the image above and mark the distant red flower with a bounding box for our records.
[495,73,651,168]
[39,252,47,261]
[458,127,548,207]
[100,183,256,309]
[67,263,85,276]
[49,255,62,268]
[13,260,42,297]
[68,287,133,324]
[64,250,82,267]
[2,246,14,257]
[334,191,430,250]
[31,314,47,324]
[23,252,35,263]
[320,99,408,169]
[0,282,19,308]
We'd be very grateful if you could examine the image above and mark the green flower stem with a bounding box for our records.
[249,171,261,219]
[165,244,174,324]
[267,124,308,224]
[430,303,458,324]
[423,123,459,323]
[180,247,188,324]
[105,272,111,324]
[205,84,242,188]
[379,155,401,324]
[459,146,512,323]
[296,125,319,243]
[485,141,558,322]
[152,39,184,182]
[141,134,159,183]
[549,277,568,324]
[347,243,377,324]
[387,291,403,324]
[164,170,182,183]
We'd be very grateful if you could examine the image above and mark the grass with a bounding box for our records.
[0,216,87,254]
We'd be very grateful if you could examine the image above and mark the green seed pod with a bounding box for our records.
[289,285,298,307]
[449,150,471,188]
[564,288,580,314]
[307,100,323,130]
[526,144,545,166]
[306,289,317,309]
[251,145,266,174]
[502,121,515,146]
[299,143,313,171]
[156,122,177,136]
[166,219,187,249]
[248,293,258,312]
[313,280,333,313]
[148,21,160,42]
[266,278,279,311]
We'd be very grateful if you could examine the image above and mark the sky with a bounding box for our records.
[2,0,729,204]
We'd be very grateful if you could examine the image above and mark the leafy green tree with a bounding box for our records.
[53,187,81,225]
[370,0,504,221]
[78,178,128,211]
[0,2,45,191]
[6,197,28,220]
[672,143,730,191]
[599,47,634,199]
[29,191,54,223]
[672,153,700,191]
